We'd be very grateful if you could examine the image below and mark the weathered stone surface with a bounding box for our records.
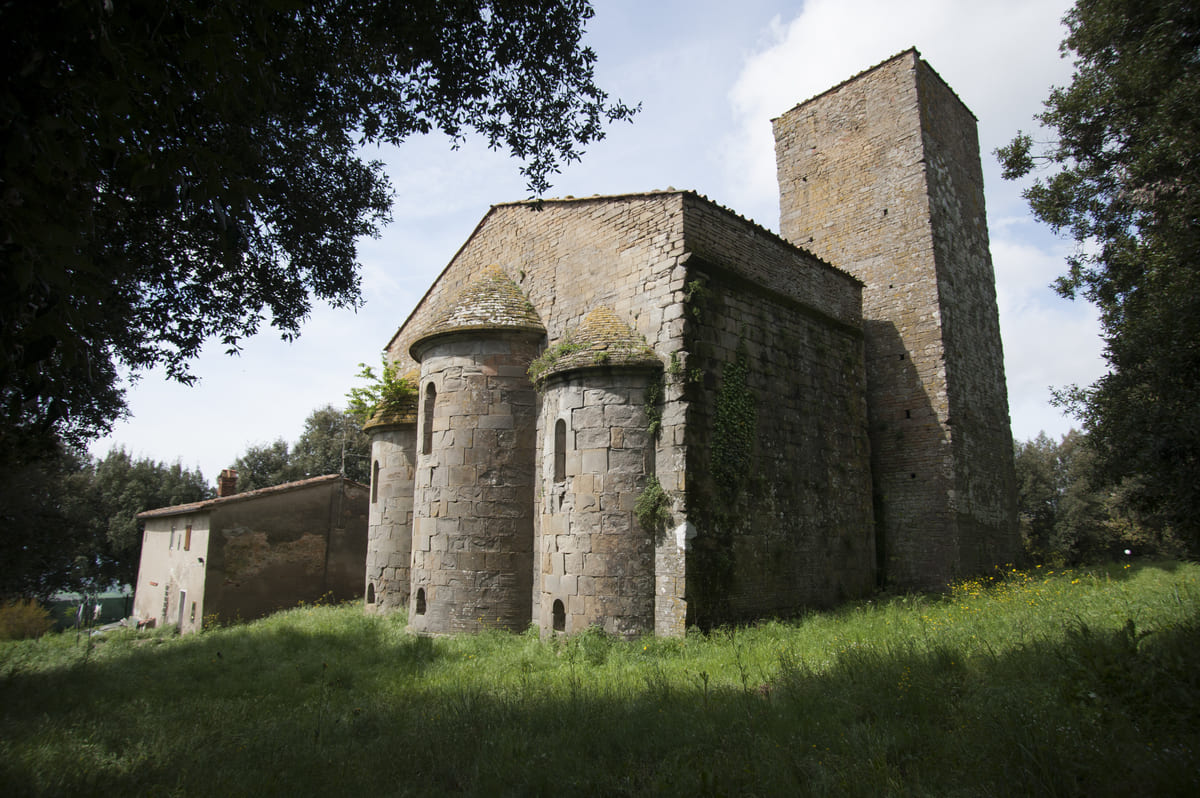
[773,49,1018,590]
[365,51,1018,638]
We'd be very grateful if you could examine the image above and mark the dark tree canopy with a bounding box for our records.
[231,405,370,491]
[290,405,372,485]
[998,0,1200,551]
[231,440,298,494]
[0,0,634,450]
[0,445,211,600]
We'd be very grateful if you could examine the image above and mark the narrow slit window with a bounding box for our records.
[422,383,437,455]
[554,419,567,482]
[183,524,191,551]
[366,583,376,604]
[552,599,566,632]
[371,460,380,503]
[415,588,426,615]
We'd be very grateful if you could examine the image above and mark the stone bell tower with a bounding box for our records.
[772,49,1018,588]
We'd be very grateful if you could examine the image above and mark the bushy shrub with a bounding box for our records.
[0,598,54,640]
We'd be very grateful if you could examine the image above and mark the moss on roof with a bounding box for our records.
[361,368,420,430]
[412,265,544,357]
[530,306,661,386]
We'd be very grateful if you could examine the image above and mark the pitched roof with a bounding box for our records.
[136,474,366,519]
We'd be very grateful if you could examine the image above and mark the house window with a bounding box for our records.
[183,525,191,551]
[371,460,380,503]
[552,599,566,632]
[415,588,426,615]
[554,419,567,482]
[422,383,437,455]
[169,525,175,550]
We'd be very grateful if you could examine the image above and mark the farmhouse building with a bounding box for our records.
[363,50,1019,637]
[133,472,368,633]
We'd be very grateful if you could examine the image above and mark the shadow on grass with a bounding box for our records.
[1,594,1198,796]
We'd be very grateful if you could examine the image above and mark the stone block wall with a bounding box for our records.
[538,371,658,638]
[916,61,1020,572]
[409,331,541,634]
[773,49,1018,589]
[364,424,416,615]
[681,252,875,627]
[385,194,695,634]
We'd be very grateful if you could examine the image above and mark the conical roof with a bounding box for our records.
[530,306,661,386]
[411,265,544,358]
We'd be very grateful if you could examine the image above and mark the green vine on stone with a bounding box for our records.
[644,373,664,439]
[711,341,756,505]
[635,475,671,535]
[684,278,710,321]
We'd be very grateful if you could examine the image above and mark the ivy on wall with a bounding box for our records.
[634,475,670,537]
[711,340,756,505]
[644,373,664,439]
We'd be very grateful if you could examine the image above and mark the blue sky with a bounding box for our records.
[91,0,1099,482]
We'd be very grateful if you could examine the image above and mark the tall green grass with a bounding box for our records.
[2,561,1197,796]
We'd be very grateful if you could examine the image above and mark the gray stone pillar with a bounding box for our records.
[533,306,663,638]
[407,265,546,634]
[362,402,417,616]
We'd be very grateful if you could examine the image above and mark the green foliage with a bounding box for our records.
[0,0,636,453]
[1015,430,1106,563]
[643,374,663,439]
[232,405,370,490]
[711,343,756,505]
[998,0,1200,552]
[231,439,298,493]
[291,405,373,484]
[1014,431,1186,565]
[0,599,53,641]
[634,476,671,535]
[345,360,417,427]
[1,563,1197,795]
[527,334,586,389]
[90,448,213,586]
[0,445,211,599]
[683,277,710,320]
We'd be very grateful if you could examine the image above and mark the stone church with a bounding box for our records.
[362,50,1019,637]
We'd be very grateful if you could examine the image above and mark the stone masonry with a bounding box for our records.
[773,49,1019,588]
[363,50,1019,636]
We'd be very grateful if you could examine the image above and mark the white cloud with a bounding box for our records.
[721,0,1076,225]
[717,0,1099,443]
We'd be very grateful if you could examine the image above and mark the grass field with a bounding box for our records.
[2,560,1198,796]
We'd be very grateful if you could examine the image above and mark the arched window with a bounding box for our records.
[554,419,567,482]
[366,583,376,604]
[552,599,566,632]
[415,588,427,615]
[422,383,437,455]
[371,460,380,503]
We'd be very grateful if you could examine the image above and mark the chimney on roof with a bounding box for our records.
[218,469,238,497]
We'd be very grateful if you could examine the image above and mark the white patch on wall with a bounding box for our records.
[674,521,697,551]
